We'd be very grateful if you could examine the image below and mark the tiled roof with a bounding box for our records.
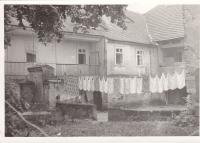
[9,10,151,44]
[62,10,151,44]
[145,5,185,42]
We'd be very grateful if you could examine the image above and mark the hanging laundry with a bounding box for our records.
[158,75,163,93]
[120,78,125,94]
[177,70,185,89]
[150,75,158,93]
[90,77,95,91]
[154,75,159,93]
[78,76,83,90]
[124,78,130,94]
[136,77,143,94]
[167,73,174,90]
[83,77,87,91]
[86,76,91,91]
[103,77,108,93]
[99,77,103,92]
[130,77,136,94]
[107,78,114,94]
[161,73,168,91]
[113,78,120,96]
[149,76,154,93]
[171,72,178,90]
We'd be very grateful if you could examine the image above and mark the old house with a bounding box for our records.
[5,5,200,110]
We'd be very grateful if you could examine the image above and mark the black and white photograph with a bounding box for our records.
[2,0,200,140]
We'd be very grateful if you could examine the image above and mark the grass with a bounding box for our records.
[29,120,198,136]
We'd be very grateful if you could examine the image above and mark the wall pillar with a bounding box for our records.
[27,65,54,106]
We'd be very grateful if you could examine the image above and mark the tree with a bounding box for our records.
[4,5,127,46]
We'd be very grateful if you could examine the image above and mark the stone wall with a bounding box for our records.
[56,102,97,120]
[108,108,182,121]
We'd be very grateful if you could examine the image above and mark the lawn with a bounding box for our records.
[30,120,198,136]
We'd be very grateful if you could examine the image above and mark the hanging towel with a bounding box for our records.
[83,77,87,91]
[136,77,143,94]
[90,77,94,91]
[168,73,175,90]
[149,76,153,93]
[107,78,114,94]
[86,76,91,91]
[171,72,178,90]
[177,70,185,89]
[78,76,83,90]
[120,78,125,94]
[150,75,158,93]
[130,77,136,94]
[154,75,159,93]
[94,76,99,91]
[124,78,130,94]
[161,73,168,91]
[99,77,103,92]
[158,75,163,93]
[103,77,108,93]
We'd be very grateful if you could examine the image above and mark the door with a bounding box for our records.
[89,51,99,75]
[93,91,102,111]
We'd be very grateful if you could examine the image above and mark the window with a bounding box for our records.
[78,49,86,64]
[26,53,36,63]
[115,48,123,65]
[136,50,144,66]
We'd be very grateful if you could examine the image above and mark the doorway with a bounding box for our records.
[93,91,102,111]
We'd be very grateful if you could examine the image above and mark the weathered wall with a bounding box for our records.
[5,31,102,76]
[91,38,105,76]
[5,33,94,64]
[106,40,152,76]
[150,47,159,75]
[183,6,200,104]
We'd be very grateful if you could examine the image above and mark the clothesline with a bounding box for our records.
[78,70,186,95]
[78,76,143,94]
[149,70,186,93]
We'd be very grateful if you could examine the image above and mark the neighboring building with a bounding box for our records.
[145,5,200,103]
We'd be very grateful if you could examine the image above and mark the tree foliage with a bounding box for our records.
[4,5,127,46]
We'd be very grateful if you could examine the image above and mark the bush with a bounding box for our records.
[5,79,31,136]
[173,94,199,127]
[173,110,199,127]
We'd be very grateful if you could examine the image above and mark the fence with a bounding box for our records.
[5,62,100,76]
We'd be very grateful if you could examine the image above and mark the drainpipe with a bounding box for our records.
[145,19,159,75]
[104,37,107,78]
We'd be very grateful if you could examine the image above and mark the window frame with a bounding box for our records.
[136,49,144,66]
[78,48,87,65]
[26,52,36,63]
[115,47,124,65]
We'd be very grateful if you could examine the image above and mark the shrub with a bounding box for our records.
[173,94,199,127]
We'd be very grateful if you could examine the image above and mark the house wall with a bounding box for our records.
[106,40,152,76]
[5,31,103,76]
[182,6,200,104]
[6,34,93,64]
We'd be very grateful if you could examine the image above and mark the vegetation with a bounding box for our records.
[173,94,199,130]
[4,5,127,46]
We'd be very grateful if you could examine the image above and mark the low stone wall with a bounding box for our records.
[56,102,97,120]
[108,108,184,121]
[23,111,52,126]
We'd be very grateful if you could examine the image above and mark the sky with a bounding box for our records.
[126,0,200,14]
[127,3,158,14]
